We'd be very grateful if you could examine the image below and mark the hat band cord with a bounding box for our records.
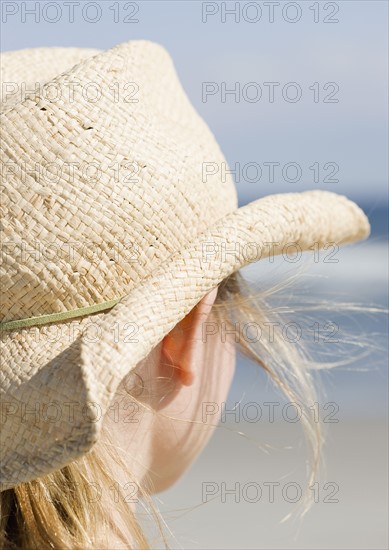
[0,298,121,332]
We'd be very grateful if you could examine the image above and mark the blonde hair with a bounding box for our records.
[0,270,366,548]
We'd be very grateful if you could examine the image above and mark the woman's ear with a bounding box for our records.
[161,287,218,386]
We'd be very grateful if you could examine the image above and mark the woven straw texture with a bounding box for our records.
[0,40,370,490]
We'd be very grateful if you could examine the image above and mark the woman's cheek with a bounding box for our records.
[200,330,236,407]
[148,340,236,492]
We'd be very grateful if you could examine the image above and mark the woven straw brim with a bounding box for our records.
[0,190,370,490]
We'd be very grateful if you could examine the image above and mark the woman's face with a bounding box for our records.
[103,288,236,493]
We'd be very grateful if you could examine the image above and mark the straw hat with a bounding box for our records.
[0,40,370,491]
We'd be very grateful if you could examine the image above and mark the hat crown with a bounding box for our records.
[0,41,237,323]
